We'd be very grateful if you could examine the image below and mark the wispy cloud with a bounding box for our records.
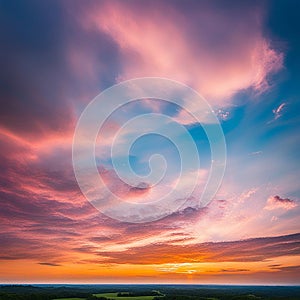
[88,233,300,265]
[273,102,287,120]
[79,0,283,104]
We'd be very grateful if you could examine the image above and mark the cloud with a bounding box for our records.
[0,1,76,140]
[220,268,250,273]
[97,167,153,203]
[272,265,300,272]
[91,233,300,265]
[0,0,123,141]
[38,262,61,267]
[250,151,263,155]
[273,102,287,120]
[265,195,297,211]
[0,1,296,284]
[79,0,283,105]
[216,109,230,121]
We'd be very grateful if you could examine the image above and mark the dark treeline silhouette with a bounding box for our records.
[1,285,300,300]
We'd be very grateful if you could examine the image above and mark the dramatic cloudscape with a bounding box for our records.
[0,0,299,284]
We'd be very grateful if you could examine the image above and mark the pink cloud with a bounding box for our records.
[265,195,297,211]
[98,167,152,202]
[79,0,283,105]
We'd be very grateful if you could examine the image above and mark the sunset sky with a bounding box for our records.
[0,0,300,284]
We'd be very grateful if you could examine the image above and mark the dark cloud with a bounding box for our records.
[0,0,74,137]
[0,0,122,139]
[265,195,297,210]
[273,195,295,204]
[38,262,61,267]
[220,268,250,273]
[274,265,300,272]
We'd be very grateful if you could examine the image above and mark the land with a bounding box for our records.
[0,284,299,300]
[91,292,160,300]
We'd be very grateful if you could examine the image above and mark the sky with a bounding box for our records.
[0,0,299,284]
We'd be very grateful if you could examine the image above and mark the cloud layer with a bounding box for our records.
[0,0,298,284]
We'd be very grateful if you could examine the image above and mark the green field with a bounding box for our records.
[93,293,157,300]
[53,298,85,300]
[53,291,162,300]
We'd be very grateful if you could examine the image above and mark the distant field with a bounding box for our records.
[53,298,85,300]
[93,293,157,300]
[53,291,161,300]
